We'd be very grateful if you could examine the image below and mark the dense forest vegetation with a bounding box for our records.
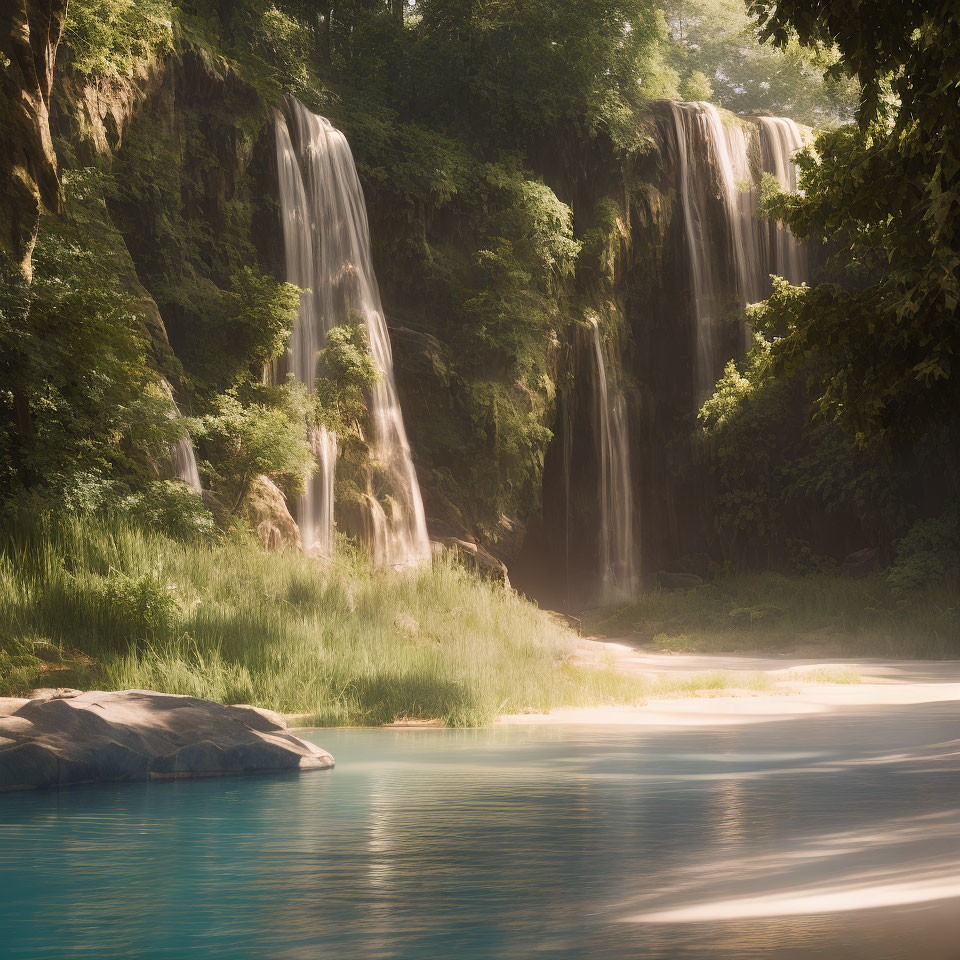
[0,0,957,712]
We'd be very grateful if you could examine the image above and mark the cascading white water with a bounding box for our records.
[722,120,765,308]
[588,319,637,600]
[170,435,202,492]
[274,96,430,565]
[756,117,808,285]
[161,381,202,492]
[669,101,760,396]
[668,102,808,395]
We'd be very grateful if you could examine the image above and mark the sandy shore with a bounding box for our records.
[497,639,960,726]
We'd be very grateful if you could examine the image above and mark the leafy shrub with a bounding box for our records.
[888,505,960,593]
[316,321,382,432]
[681,69,714,102]
[0,171,173,508]
[198,386,315,510]
[85,568,181,647]
[787,539,836,575]
[122,481,216,541]
[64,0,174,77]
[652,632,697,652]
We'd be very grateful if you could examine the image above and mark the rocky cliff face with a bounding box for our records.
[512,105,812,607]
[13,22,807,597]
[47,35,275,409]
[0,0,68,277]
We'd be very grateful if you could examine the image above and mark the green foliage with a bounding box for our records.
[154,266,300,392]
[586,570,960,658]
[230,2,315,92]
[121,481,216,541]
[316,321,382,431]
[374,0,673,151]
[86,568,181,646]
[64,0,174,76]
[786,539,835,575]
[107,84,280,395]
[0,170,173,506]
[663,0,858,124]
[225,267,301,373]
[0,637,43,697]
[699,331,912,561]
[197,386,315,509]
[680,69,714,103]
[751,0,960,445]
[887,505,960,594]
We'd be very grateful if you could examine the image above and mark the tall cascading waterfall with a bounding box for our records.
[274,96,430,565]
[667,102,809,396]
[274,107,337,556]
[668,101,765,397]
[512,103,810,605]
[756,117,808,285]
[588,320,637,600]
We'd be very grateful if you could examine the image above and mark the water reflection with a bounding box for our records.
[1,703,958,959]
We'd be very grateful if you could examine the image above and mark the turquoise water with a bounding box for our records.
[2,705,959,958]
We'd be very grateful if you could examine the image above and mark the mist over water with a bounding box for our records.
[274,97,429,564]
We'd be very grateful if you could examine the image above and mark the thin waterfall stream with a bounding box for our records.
[757,116,808,285]
[162,381,201,492]
[274,96,430,565]
[170,435,201,492]
[589,319,637,600]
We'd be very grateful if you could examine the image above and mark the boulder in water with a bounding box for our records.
[0,689,333,791]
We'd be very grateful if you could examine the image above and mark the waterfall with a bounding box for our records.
[757,117,808,285]
[668,101,764,396]
[170,435,202,492]
[161,382,201,492]
[667,102,808,396]
[274,96,430,565]
[589,319,637,600]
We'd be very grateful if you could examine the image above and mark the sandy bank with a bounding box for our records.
[498,639,960,727]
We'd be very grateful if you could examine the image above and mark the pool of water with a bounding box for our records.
[2,700,959,959]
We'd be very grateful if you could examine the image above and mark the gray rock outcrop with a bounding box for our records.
[658,571,704,589]
[0,0,67,275]
[240,475,303,551]
[0,689,333,791]
[841,547,881,578]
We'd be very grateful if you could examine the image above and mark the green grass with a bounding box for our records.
[646,670,773,694]
[585,571,959,658]
[0,513,656,725]
[779,666,862,684]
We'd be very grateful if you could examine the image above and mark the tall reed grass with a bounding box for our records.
[0,514,647,724]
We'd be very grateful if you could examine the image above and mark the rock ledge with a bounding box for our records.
[0,689,333,791]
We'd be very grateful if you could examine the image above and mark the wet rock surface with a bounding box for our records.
[0,690,333,791]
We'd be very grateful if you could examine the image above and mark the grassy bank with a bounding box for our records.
[0,514,654,725]
[584,572,960,658]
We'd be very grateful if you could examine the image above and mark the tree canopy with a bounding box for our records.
[750,0,960,442]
